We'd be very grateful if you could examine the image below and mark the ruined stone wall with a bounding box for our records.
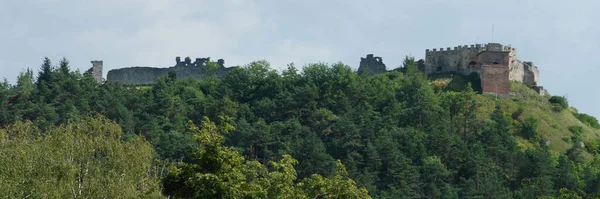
[509,59,525,83]
[509,48,518,64]
[508,61,540,86]
[424,45,481,75]
[523,62,540,86]
[424,43,516,76]
[481,64,510,97]
[507,47,540,86]
[358,54,387,76]
[477,51,510,65]
[423,43,540,87]
[107,67,171,85]
[90,60,103,83]
[424,43,512,75]
[106,57,236,85]
[107,66,236,85]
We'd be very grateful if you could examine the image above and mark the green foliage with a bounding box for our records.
[568,125,584,144]
[562,135,571,143]
[549,95,569,112]
[584,138,600,154]
[552,123,561,130]
[522,116,541,143]
[573,112,600,129]
[2,57,600,198]
[0,118,162,198]
[162,117,371,199]
[442,72,482,93]
[421,156,455,198]
[557,188,582,199]
[513,105,525,120]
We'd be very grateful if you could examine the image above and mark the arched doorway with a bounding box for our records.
[468,61,477,68]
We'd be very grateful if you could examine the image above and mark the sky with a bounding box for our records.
[1,0,599,117]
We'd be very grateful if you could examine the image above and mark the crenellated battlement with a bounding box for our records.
[426,43,516,55]
[422,42,540,95]
[174,56,226,68]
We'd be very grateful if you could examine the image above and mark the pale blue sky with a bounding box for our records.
[1,0,599,117]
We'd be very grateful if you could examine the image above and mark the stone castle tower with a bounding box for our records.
[357,54,387,76]
[89,60,103,83]
[422,43,542,97]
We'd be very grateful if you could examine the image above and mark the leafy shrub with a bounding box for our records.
[521,116,540,143]
[573,112,600,129]
[551,105,564,112]
[430,80,446,93]
[548,96,568,112]
[562,135,571,143]
[517,142,528,150]
[551,123,561,130]
[585,139,600,154]
[466,72,482,93]
[512,106,524,120]
[568,125,584,143]
[567,146,586,163]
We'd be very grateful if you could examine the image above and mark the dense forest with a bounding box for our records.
[1,56,600,198]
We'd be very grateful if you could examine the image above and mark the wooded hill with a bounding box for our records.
[1,57,599,198]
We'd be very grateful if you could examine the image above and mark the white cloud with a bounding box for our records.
[68,0,271,74]
[264,39,336,69]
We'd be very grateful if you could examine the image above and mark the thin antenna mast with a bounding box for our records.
[492,24,495,42]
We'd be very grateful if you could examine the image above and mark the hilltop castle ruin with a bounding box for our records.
[94,56,236,85]
[355,43,545,97]
[88,42,545,96]
[86,60,103,83]
[357,54,387,76]
[422,43,543,96]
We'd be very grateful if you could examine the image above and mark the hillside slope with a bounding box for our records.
[434,74,600,154]
[483,83,599,152]
[4,57,600,198]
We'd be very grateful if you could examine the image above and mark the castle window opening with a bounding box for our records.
[436,66,442,71]
[469,61,476,67]
[493,61,499,64]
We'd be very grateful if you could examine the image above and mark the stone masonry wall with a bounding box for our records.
[107,66,236,85]
[508,61,540,86]
[424,43,515,76]
[358,54,387,76]
[509,59,525,83]
[423,43,541,96]
[424,45,481,75]
[477,51,510,65]
[107,67,171,85]
[106,57,236,85]
[481,64,510,97]
[91,60,103,83]
[523,62,540,86]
